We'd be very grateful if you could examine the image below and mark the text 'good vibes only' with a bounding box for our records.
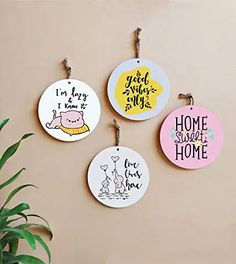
[122,70,158,111]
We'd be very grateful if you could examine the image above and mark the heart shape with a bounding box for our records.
[100,165,108,171]
[111,156,119,162]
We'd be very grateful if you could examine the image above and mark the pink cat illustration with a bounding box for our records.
[46,110,89,136]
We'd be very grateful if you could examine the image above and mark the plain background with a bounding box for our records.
[0,0,235,263]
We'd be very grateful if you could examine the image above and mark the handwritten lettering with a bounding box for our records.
[55,87,89,110]
[174,115,208,160]
[124,158,143,191]
[121,69,159,112]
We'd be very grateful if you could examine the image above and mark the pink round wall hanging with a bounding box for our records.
[160,105,224,169]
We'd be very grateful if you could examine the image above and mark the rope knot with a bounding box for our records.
[135,27,142,58]
[113,119,120,146]
[178,93,194,105]
[62,58,72,79]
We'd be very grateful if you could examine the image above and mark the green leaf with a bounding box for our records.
[0,168,26,190]
[0,227,35,250]
[15,255,45,264]
[3,252,45,264]
[0,208,9,226]
[1,233,51,262]
[15,223,52,240]
[17,213,28,223]
[0,233,23,249]
[0,119,9,132]
[0,203,30,219]
[26,214,53,239]
[34,235,51,263]
[0,133,33,170]
[4,216,24,226]
[6,213,28,225]
[0,244,2,264]
[9,238,19,256]
[1,184,37,210]
[2,251,16,263]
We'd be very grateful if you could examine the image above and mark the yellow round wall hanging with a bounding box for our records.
[107,28,170,121]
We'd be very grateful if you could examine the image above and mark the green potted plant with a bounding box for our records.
[0,119,52,264]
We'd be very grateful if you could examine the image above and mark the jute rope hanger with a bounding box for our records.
[62,58,72,79]
[134,27,142,58]
[179,93,194,106]
[113,119,120,146]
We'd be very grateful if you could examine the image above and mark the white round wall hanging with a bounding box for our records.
[38,59,101,142]
[160,94,224,169]
[107,28,170,121]
[87,120,149,208]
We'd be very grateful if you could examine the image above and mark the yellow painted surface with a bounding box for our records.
[115,66,163,114]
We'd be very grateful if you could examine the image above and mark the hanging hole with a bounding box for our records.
[117,148,119,151]
[190,107,193,110]
[137,60,140,63]
[68,81,71,84]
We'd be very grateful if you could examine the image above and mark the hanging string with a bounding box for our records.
[178,93,194,105]
[113,119,120,146]
[134,27,142,58]
[62,58,72,79]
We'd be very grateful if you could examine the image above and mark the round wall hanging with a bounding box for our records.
[160,94,224,169]
[107,28,170,121]
[88,120,149,208]
[38,59,101,142]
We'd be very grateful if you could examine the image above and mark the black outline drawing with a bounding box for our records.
[100,165,111,194]
[98,156,128,201]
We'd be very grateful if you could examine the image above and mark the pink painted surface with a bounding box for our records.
[160,105,224,169]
